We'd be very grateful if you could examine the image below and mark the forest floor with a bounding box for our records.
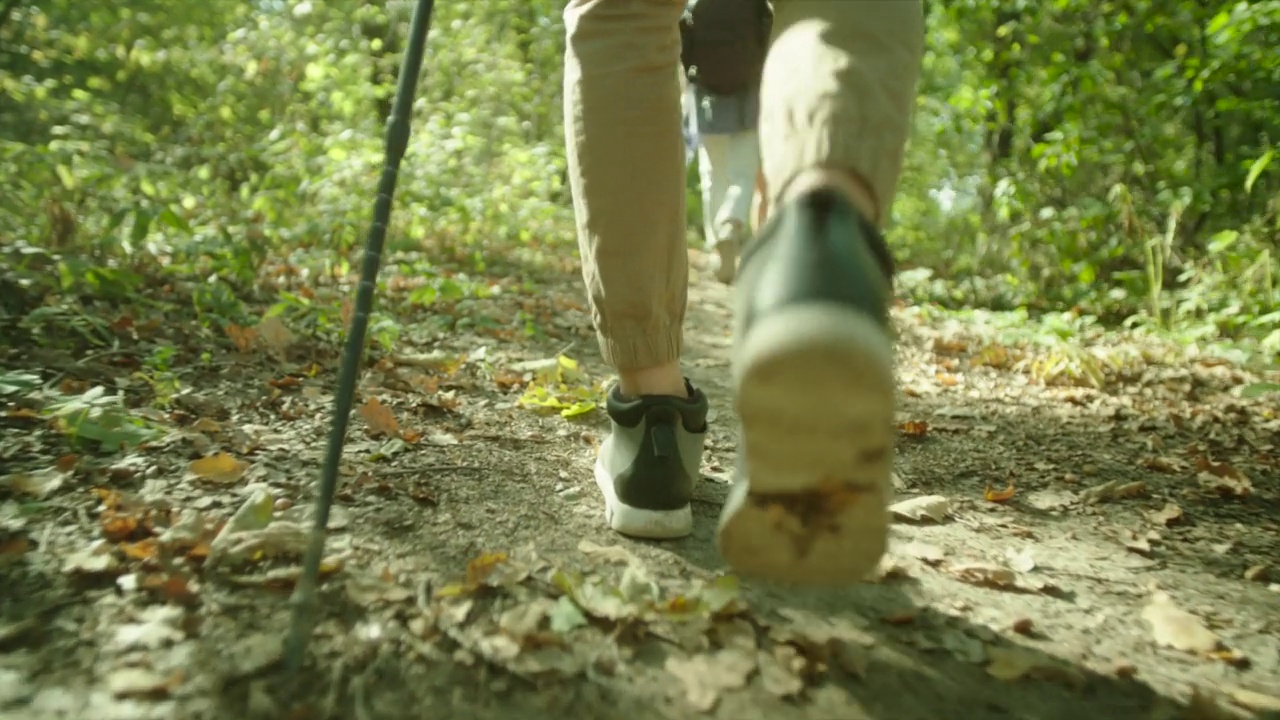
[2,247,1279,720]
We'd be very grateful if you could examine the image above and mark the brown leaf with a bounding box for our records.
[188,453,250,484]
[357,397,400,438]
[55,454,78,473]
[225,323,258,353]
[0,536,31,560]
[256,315,295,356]
[410,374,441,394]
[120,538,160,561]
[340,298,354,332]
[950,563,1019,590]
[1194,455,1245,480]
[141,572,200,606]
[1197,471,1252,498]
[101,512,140,542]
[897,420,929,438]
[1140,456,1183,473]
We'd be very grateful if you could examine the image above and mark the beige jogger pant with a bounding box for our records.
[563,0,924,372]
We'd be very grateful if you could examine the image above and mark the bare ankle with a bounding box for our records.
[618,362,687,398]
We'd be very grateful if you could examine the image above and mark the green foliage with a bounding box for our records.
[1,0,569,309]
[896,0,1280,358]
[1,0,1275,361]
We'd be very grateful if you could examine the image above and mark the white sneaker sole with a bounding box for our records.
[594,457,694,540]
[718,303,895,585]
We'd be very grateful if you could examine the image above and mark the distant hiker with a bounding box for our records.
[680,0,772,284]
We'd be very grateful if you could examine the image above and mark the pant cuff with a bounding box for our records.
[598,328,683,372]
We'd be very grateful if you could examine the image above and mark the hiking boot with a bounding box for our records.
[708,221,743,285]
[595,380,709,539]
[717,187,897,585]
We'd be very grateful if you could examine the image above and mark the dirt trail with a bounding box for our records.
[2,257,1279,720]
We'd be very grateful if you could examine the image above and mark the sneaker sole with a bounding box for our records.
[594,457,694,540]
[719,303,895,585]
[712,243,737,284]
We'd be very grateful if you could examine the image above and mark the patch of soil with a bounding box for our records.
[2,256,1278,720]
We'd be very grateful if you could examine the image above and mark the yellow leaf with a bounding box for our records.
[188,453,249,484]
[432,583,470,599]
[984,482,1016,503]
[561,401,596,418]
[465,551,509,586]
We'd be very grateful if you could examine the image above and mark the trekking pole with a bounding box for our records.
[283,0,437,674]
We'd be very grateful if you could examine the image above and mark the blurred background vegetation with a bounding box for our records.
[1,0,1277,361]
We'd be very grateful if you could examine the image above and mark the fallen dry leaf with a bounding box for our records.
[758,646,806,698]
[577,539,638,565]
[0,468,67,499]
[256,315,295,356]
[1140,456,1183,474]
[140,572,200,606]
[1243,565,1268,582]
[950,563,1018,590]
[225,323,258,353]
[1141,591,1221,655]
[0,536,31,562]
[888,495,950,523]
[54,454,78,473]
[985,645,1084,688]
[188,453,250,484]
[1226,686,1280,714]
[107,667,181,698]
[120,538,160,562]
[1150,502,1184,526]
[664,649,756,712]
[358,397,400,438]
[1005,547,1036,573]
[191,418,222,434]
[101,511,141,542]
[1079,480,1147,504]
[1197,471,1252,498]
[897,420,928,438]
[63,540,122,575]
[984,482,1016,503]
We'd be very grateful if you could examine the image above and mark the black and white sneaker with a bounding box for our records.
[718,187,898,585]
[594,381,709,539]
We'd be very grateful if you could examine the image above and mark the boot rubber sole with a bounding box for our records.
[718,303,895,585]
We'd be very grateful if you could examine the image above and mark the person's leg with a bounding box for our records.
[751,167,768,232]
[717,0,925,584]
[697,132,745,284]
[704,129,760,283]
[564,0,708,540]
[697,133,728,255]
